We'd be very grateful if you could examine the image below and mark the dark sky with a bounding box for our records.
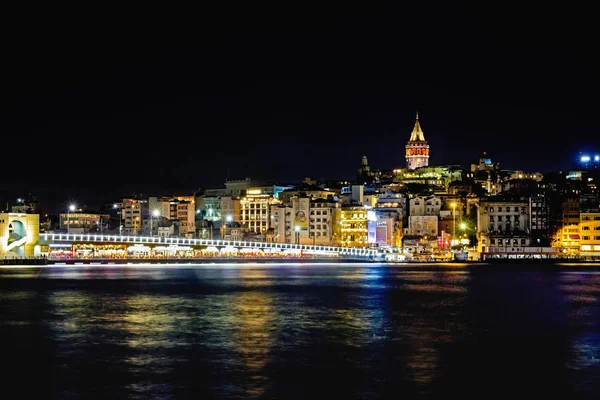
[2,4,600,213]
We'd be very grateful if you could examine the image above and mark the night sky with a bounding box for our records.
[2,4,599,213]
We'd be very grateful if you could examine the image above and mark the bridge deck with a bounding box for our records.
[41,233,383,258]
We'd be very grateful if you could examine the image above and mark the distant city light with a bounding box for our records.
[581,156,591,162]
[595,155,600,161]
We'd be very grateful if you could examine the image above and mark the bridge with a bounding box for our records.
[40,233,385,261]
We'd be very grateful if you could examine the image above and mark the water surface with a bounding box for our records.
[1,262,600,399]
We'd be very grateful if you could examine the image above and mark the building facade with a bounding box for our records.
[340,205,368,247]
[405,112,429,170]
[59,212,110,234]
[121,198,144,235]
[477,198,531,253]
[579,211,600,259]
[240,189,280,233]
[407,215,438,236]
[270,198,340,245]
[409,195,442,216]
[558,197,580,255]
[169,200,196,238]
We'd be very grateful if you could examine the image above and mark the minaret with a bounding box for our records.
[405,111,430,169]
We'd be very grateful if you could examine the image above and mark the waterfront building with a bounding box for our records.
[405,112,429,170]
[121,198,144,235]
[477,197,531,253]
[340,204,368,247]
[579,211,600,260]
[269,197,340,245]
[529,194,550,239]
[169,200,195,238]
[269,204,290,243]
[240,189,281,234]
[373,212,402,247]
[558,197,580,255]
[59,212,110,234]
[308,198,340,245]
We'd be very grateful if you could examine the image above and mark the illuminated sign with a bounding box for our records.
[247,189,262,195]
[367,210,377,222]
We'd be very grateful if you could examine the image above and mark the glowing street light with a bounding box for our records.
[67,204,76,234]
[150,209,160,237]
[222,215,234,240]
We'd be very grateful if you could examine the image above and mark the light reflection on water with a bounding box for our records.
[1,263,600,398]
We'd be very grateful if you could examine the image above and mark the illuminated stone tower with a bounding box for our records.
[405,111,429,170]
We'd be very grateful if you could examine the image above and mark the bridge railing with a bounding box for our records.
[41,233,383,258]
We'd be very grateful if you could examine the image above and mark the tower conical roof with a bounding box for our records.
[409,111,426,141]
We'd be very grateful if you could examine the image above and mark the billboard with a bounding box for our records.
[294,197,309,230]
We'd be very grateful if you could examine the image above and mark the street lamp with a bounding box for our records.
[222,215,233,240]
[295,225,300,245]
[150,209,160,237]
[67,204,76,234]
[451,202,456,247]
[459,221,468,247]
[113,203,123,235]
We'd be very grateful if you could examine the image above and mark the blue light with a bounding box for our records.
[595,155,600,162]
[581,156,591,162]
